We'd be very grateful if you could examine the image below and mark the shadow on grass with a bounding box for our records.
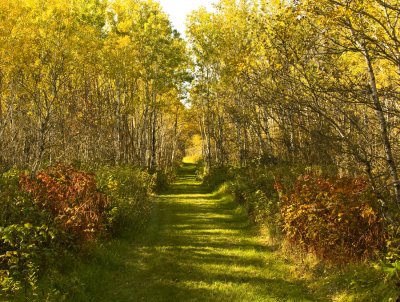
[71,162,324,302]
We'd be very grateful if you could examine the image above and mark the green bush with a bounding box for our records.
[378,221,400,294]
[228,166,282,241]
[0,169,60,298]
[153,170,176,193]
[203,166,232,191]
[0,224,58,297]
[0,168,50,227]
[95,166,154,235]
[195,160,205,181]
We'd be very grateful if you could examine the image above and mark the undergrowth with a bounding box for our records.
[202,162,400,300]
[0,164,153,300]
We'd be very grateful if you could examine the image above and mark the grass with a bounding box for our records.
[27,159,397,301]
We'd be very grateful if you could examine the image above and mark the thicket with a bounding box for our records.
[20,165,111,243]
[228,164,301,243]
[278,173,385,262]
[206,164,390,264]
[202,166,233,191]
[153,170,177,194]
[0,164,153,300]
[95,166,154,235]
[200,161,382,264]
[216,163,400,298]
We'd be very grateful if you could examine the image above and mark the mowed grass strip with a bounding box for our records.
[57,161,322,302]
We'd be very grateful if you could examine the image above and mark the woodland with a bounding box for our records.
[1,0,400,301]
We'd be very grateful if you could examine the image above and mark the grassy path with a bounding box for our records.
[76,162,322,301]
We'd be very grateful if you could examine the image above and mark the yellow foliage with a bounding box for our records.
[117,36,131,48]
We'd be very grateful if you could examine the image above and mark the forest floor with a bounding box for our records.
[67,160,328,302]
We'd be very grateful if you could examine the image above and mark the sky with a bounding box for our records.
[157,0,215,37]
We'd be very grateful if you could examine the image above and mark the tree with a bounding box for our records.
[0,0,189,173]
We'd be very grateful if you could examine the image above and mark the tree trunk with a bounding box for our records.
[363,47,400,204]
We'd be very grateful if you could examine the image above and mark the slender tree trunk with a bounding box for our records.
[150,105,157,173]
[171,107,179,168]
[363,48,400,204]
[205,105,212,170]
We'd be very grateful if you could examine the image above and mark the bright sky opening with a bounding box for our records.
[157,0,215,37]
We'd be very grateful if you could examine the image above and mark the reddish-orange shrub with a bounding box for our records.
[19,164,110,242]
[277,173,386,262]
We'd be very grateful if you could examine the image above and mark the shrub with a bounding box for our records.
[203,166,232,191]
[153,170,175,194]
[0,169,48,227]
[0,169,59,298]
[229,166,282,241]
[277,173,386,262]
[379,221,400,293]
[195,160,206,181]
[1,164,153,299]
[19,164,110,243]
[0,224,57,297]
[95,166,153,235]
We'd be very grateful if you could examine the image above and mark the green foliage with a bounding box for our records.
[0,169,57,298]
[153,170,176,194]
[228,166,282,241]
[377,223,400,296]
[378,260,400,284]
[227,164,308,241]
[95,166,153,235]
[385,222,400,262]
[278,173,386,262]
[194,160,205,181]
[0,168,48,227]
[202,166,232,191]
[0,223,57,298]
